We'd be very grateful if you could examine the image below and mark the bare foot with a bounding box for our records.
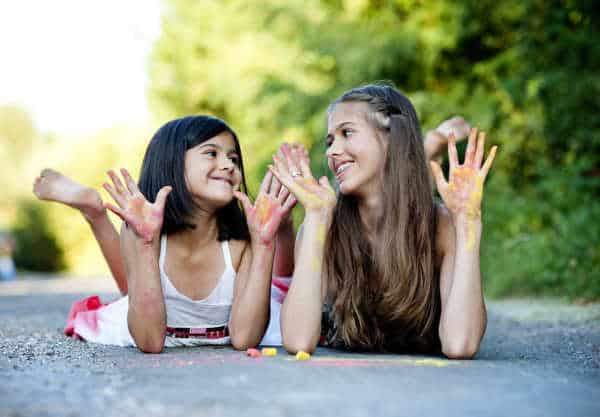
[33,169,105,222]
[436,116,471,142]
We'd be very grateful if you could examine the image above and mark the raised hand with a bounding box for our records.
[234,170,297,246]
[102,169,171,243]
[269,143,336,214]
[430,128,497,222]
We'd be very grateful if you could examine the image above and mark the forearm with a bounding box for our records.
[281,214,328,353]
[439,218,486,358]
[125,241,166,353]
[273,218,295,276]
[229,243,275,349]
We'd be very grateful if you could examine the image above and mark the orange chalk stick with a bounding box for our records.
[246,348,261,358]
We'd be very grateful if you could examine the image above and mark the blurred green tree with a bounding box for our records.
[149,0,599,299]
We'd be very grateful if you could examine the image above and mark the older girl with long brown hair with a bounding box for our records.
[270,83,497,358]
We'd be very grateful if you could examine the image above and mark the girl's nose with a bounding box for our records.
[220,156,235,171]
[326,136,343,158]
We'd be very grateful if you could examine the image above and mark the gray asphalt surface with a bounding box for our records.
[1,276,599,417]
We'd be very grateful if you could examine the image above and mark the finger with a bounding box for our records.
[318,176,334,193]
[480,145,498,178]
[120,168,140,194]
[103,202,130,223]
[270,174,282,198]
[296,147,314,180]
[474,131,486,169]
[258,170,273,197]
[233,191,253,216]
[429,161,448,191]
[276,184,290,204]
[282,144,300,176]
[154,186,172,210]
[272,153,291,177]
[464,128,477,167]
[447,134,459,170]
[102,182,125,208]
[269,165,298,195]
[281,193,297,213]
[107,170,127,195]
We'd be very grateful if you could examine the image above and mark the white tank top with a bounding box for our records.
[159,234,236,346]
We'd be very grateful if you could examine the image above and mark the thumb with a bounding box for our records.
[319,176,334,192]
[233,191,253,215]
[155,186,172,210]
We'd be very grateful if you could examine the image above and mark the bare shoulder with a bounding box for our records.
[435,203,455,266]
[228,239,250,271]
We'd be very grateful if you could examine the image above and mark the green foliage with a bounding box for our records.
[146,0,599,299]
[12,200,66,272]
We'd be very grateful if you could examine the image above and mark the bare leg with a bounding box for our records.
[33,169,128,294]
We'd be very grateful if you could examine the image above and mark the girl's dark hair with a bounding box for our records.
[138,115,249,241]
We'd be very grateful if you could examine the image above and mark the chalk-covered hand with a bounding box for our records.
[430,128,497,221]
[103,169,171,243]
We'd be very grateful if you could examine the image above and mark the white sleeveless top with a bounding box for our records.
[159,234,236,346]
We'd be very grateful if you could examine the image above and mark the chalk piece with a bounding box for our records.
[295,351,311,361]
[246,348,261,358]
[261,347,278,356]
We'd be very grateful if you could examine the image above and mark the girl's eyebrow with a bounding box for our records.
[199,143,238,154]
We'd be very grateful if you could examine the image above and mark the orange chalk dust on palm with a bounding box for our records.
[261,347,278,356]
[246,348,261,358]
[255,194,278,227]
[449,167,484,250]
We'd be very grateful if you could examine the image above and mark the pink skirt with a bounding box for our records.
[64,277,291,347]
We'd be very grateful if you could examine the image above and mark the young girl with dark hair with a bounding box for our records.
[271,84,497,358]
[34,115,295,352]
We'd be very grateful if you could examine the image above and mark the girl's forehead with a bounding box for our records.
[328,101,371,128]
[203,131,237,150]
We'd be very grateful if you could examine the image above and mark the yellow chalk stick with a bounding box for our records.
[261,347,278,356]
[295,351,311,361]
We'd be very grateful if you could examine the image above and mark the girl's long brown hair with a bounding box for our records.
[325,84,440,352]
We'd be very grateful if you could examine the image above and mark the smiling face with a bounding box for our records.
[184,131,242,210]
[326,101,387,198]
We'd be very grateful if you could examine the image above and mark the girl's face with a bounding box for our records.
[326,101,387,198]
[184,131,242,210]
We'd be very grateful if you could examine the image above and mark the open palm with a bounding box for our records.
[103,169,171,243]
[430,128,497,220]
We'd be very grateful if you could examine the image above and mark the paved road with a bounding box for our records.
[1,276,599,417]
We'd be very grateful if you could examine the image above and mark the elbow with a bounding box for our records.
[230,335,254,351]
[441,339,480,360]
[137,337,165,354]
[282,333,318,355]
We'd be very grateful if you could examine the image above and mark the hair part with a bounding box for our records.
[138,115,249,241]
[325,83,440,352]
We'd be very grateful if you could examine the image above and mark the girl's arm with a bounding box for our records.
[272,144,307,277]
[103,169,172,354]
[269,145,336,354]
[430,129,498,359]
[229,171,296,350]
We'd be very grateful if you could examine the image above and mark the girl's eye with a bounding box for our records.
[342,128,353,138]
[229,156,239,165]
[325,136,333,147]
[206,150,217,157]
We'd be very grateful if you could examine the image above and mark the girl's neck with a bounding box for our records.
[171,210,219,250]
[358,193,382,242]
